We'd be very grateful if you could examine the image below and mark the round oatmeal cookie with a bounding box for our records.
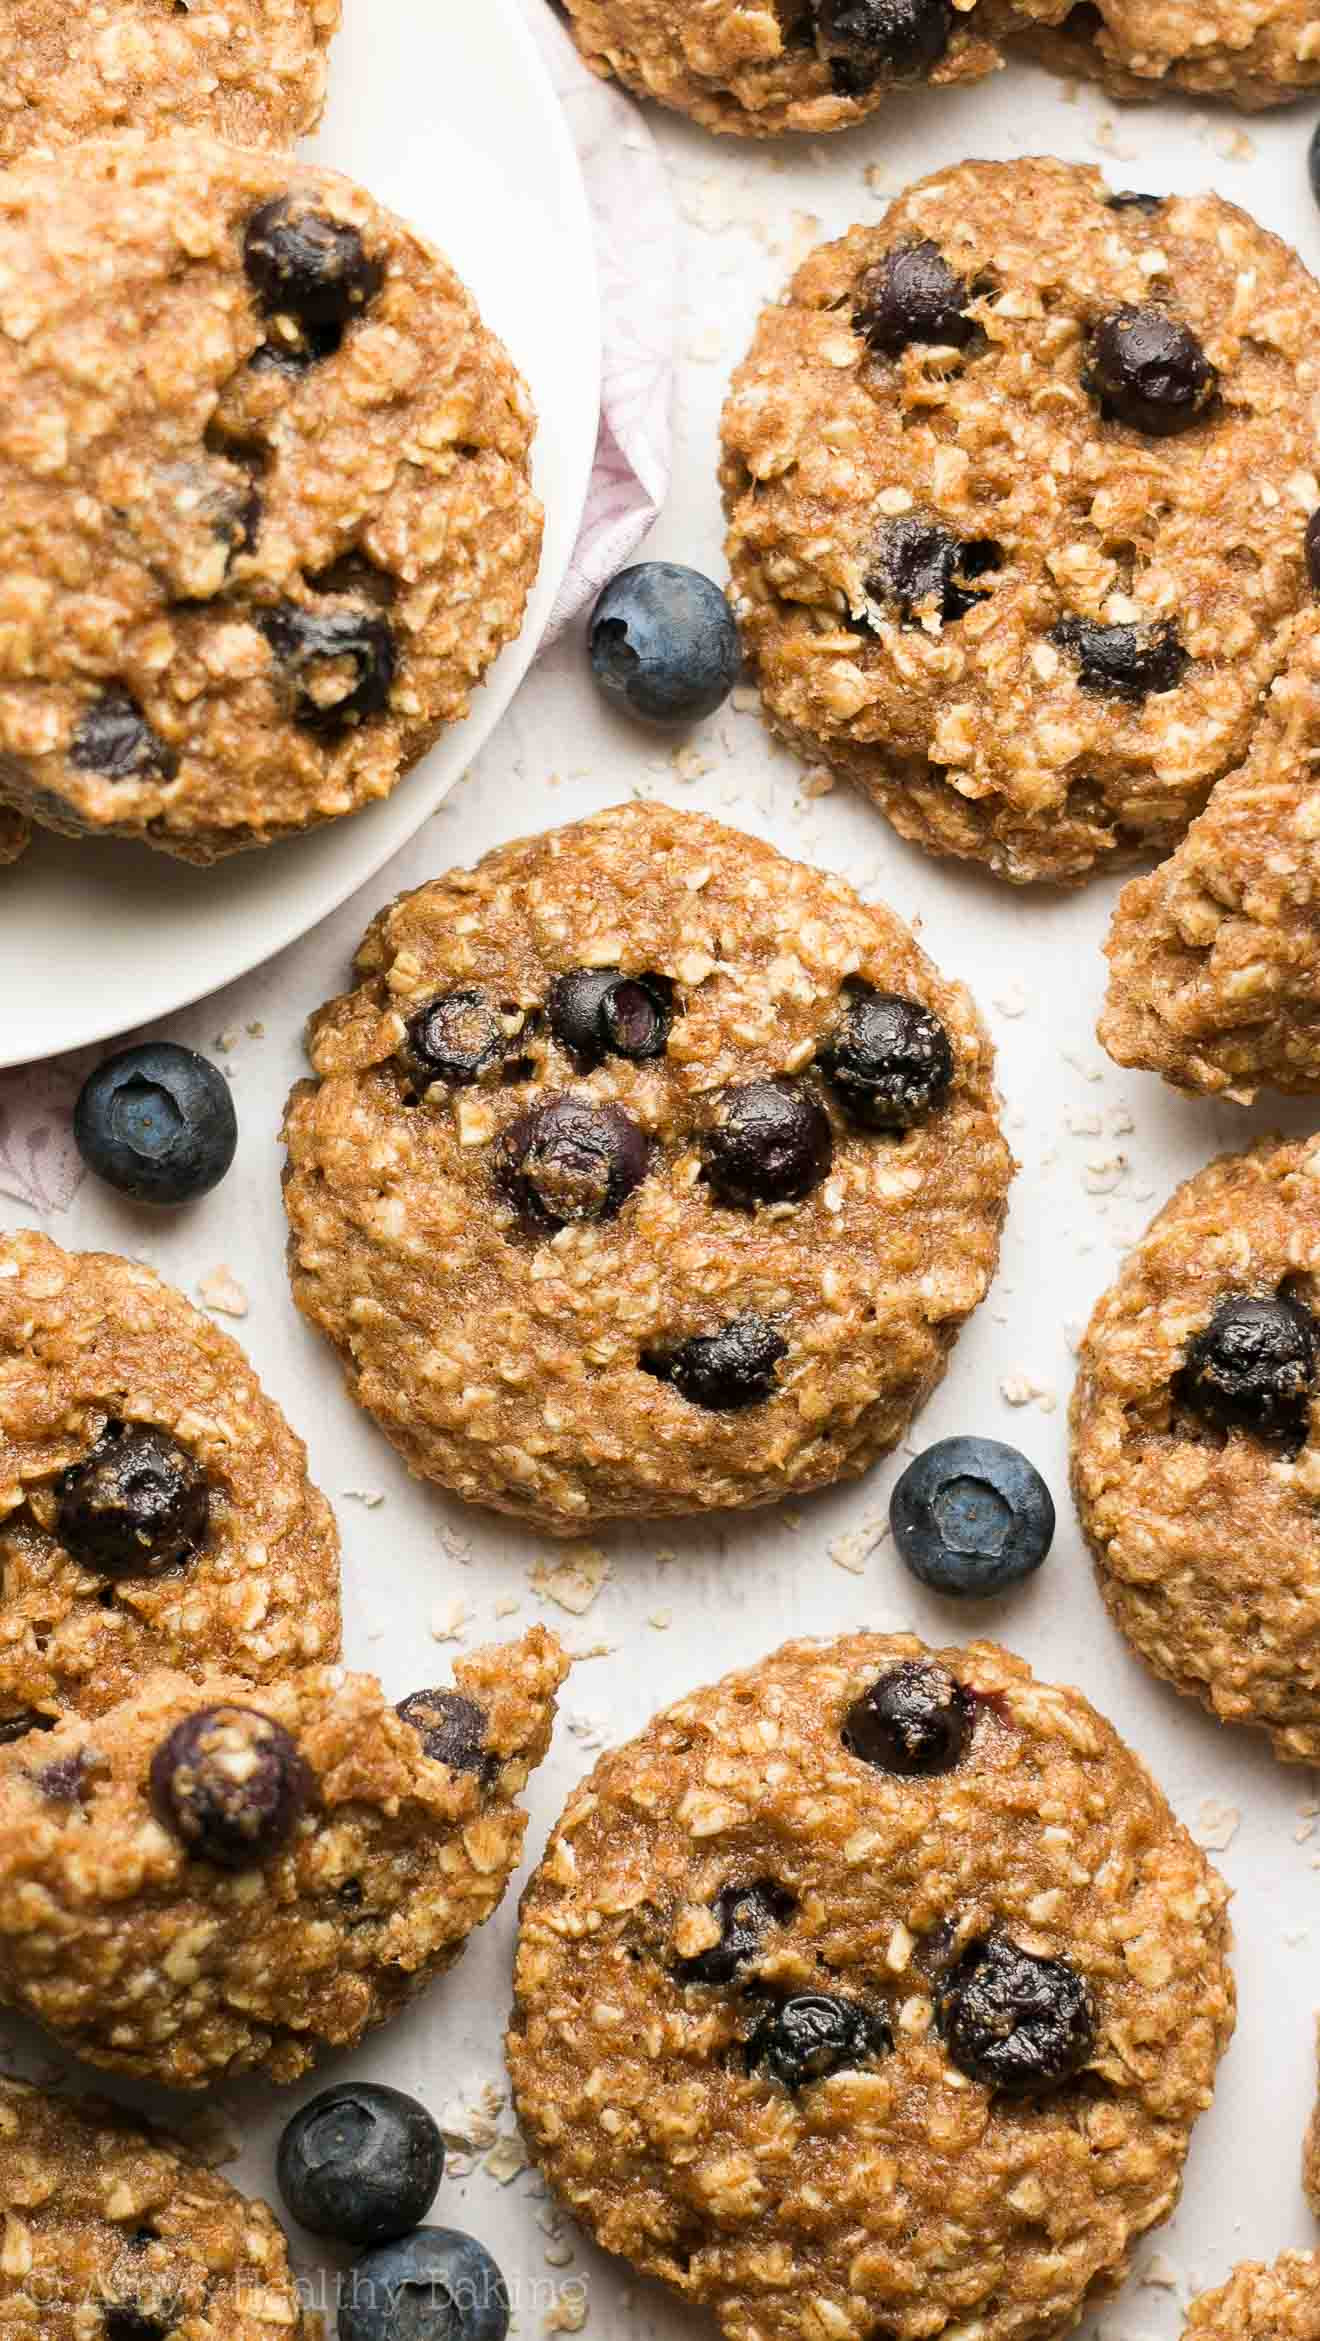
[721,159,1320,885]
[1072,1136,1320,1764]
[1005,0,1320,111]
[0,1631,567,2088]
[557,0,1006,137]
[0,1227,341,1731]
[281,800,1012,1533]
[0,2073,312,2338]
[1183,2253,1320,2341]
[508,1632,1234,2341]
[0,0,339,166]
[0,132,542,862]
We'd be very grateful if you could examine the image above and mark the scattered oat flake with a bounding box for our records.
[672,745,715,782]
[999,1374,1056,1412]
[544,2286,589,2334]
[197,1265,248,1319]
[532,1544,611,1616]
[493,1595,521,1619]
[1083,1154,1127,1196]
[829,1519,889,1575]
[648,1609,672,1630]
[484,2132,529,2185]
[429,1596,471,1643]
[341,1487,385,1509]
[1192,1797,1240,1852]
[1139,2254,1180,2291]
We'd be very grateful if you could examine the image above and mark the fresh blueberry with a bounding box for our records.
[404,990,509,1089]
[891,1437,1054,1597]
[675,1880,796,1985]
[641,1312,788,1410]
[70,688,177,784]
[150,1704,311,1867]
[589,564,739,727]
[243,198,383,337]
[74,1042,237,1204]
[934,1933,1096,2093]
[56,1424,209,1578]
[866,517,1000,626]
[843,1659,970,1776]
[1051,615,1188,700]
[818,988,954,1131]
[495,1094,650,1231]
[1177,1292,1317,1447]
[855,240,976,356]
[702,1080,832,1209]
[278,2083,445,2246]
[1307,509,1320,592]
[1083,305,1216,436]
[745,1994,891,2090]
[815,0,954,88]
[396,1689,494,1781]
[258,603,396,732]
[548,970,673,1070]
[339,2227,510,2341]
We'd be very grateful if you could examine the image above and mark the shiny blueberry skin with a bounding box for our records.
[243,198,383,334]
[548,970,673,1069]
[935,1933,1096,2093]
[702,1080,833,1209]
[866,516,999,626]
[855,240,975,356]
[495,1094,650,1231]
[642,1311,788,1410]
[1178,1292,1318,1446]
[843,1660,971,1776]
[589,564,739,727]
[74,1043,237,1204]
[1051,615,1188,701]
[150,1704,311,1867]
[891,1437,1054,1597]
[676,1880,796,1986]
[56,1424,209,1579]
[339,2227,510,2341]
[818,988,954,1131]
[1083,304,1216,436]
[397,1689,494,1781]
[816,0,954,89]
[746,1994,891,2090]
[278,2083,445,2246]
[71,688,178,783]
[404,989,508,1089]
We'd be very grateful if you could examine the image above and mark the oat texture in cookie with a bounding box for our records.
[508,1632,1234,2341]
[0,1631,566,2088]
[0,0,340,165]
[0,133,542,861]
[1003,0,1320,110]
[556,0,1007,136]
[1073,1137,1320,1764]
[722,159,1320,884]
[282,800,1011,1533]
[1305,2020,1320,2212]
[1183,2253,1320,2341]
[0,2074,312,2337]
[1100,616,1320,1100]
[0,1228,341,1731]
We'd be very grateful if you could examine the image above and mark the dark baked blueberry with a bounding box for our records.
[258,603,396,732]
[74,1042,238,1204]
[548,970,672,1069]
[56,1424,209,1579]
[815,0,954,89]
[843,1660,971,1776]
[818,988,954,1131]
[854,240,975,356]
[70,689,177,783]
[1105,190,1165,212]
[150,1704,311,1867]
[1178,1292,1318,1445]
[495,1094,650,1230]
[675,1880,796,1985]
[243,197,383,335]
[746,1994,891,2090]
[1083,304,1216,436]
[1306,509,1320,592]
[702,1080,832,1209]
[36,1750,91,1804]
[1051,615,1188,700]
[891,1436,1054,1596]
[641,1313,788,1410]
[339,2228,510,2341]
[0,1709,55,1746]
[396,1689,493,1780]
[866,517,1000,626]
[104,2308,172,2341]
[277,2082,445,2246]
[935,1933,1096,2093]
[404,989,507,1088]
[589,563,740,727]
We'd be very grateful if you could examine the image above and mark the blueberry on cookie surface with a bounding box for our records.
[281,801,1011,1531]
[508,1633,1234,2341]
[722,160,1320,884]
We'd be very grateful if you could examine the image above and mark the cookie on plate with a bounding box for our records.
[0,133,542,861]
[0,2073,312,2337]
[282,800,1012,1533]
[722,160,1320,884]
[0,1632,567,2088]
[0,1228,341,1731]
[508,1632,1234,2341]
[1006,0,1320,111]
[1100,616,1320,1100]
[556,0,1005,137]
[1183,2253,1320,2341]
[1072,1137,1320,1764]
[0,0,340,166]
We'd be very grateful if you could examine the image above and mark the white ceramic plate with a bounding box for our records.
[0,0,600,1070]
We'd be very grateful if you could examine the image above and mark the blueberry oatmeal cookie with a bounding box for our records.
[1006,0,1320,111]
[721,160,1320,884]
[508,1632,1234,2341]
[0,1228,340,1732]
[282,801,1011,1533]
[1183,2254,1320,2341]
[0,1631,566,2088]
[1072,1137,1320,1764]
[0,133,542,862]
[0,2074,312,2337]
[1100,616,1320,1100]
[0,0,339,166]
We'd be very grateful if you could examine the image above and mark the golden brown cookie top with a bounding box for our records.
[508,1632,1234,2341]
[283,799,1011,1531]
[0,1632,566,2087]
[1005,0,1320,108]
[1184,2252,1320,2341]
[0,1226,341,1728]
[0,2074,311,2337]
[722,160,1320,883]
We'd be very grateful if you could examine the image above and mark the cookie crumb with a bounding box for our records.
[197,1265,248,1319]
[532,1545,612,1616]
